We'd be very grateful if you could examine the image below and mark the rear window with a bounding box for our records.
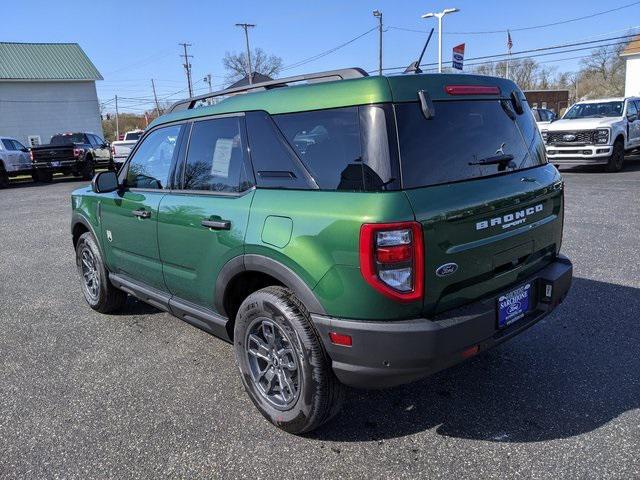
[50,133,86,145]
[125,132,142,141]
[396,100,546,189]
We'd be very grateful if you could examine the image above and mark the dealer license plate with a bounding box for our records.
[49,161,60,167]
[497,283,531,328]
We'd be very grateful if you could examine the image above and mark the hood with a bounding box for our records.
[546,117,622,131]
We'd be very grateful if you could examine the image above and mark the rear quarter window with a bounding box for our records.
[396,100,546,188]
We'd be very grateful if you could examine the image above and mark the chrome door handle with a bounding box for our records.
[132,209,151,219]
[201,219,231,230]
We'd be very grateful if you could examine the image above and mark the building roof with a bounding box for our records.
[227,72,274,88]
[0,42,103,81]
[621,35,640,57]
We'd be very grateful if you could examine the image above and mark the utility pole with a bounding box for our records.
[422,8,460,73]
[235,23,256,84]
[203,74,213,105]
[151,78,161,117]
[179,42,194,97]
[115,95,120,140]
[373,10,383,76]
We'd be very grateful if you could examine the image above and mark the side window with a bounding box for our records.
[245,111,311,189]
[273,107,363,190]
[1,139,11,150]
[627,100,637,118]
[126,124,181,189]
[86,135,97,147]
[12,140,26,150]
[182,117,251,192]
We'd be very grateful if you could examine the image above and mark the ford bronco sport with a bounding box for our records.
[71,69,572,434]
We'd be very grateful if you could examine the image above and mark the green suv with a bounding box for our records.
[71,69,572,434]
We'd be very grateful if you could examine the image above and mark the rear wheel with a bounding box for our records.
[75,232,127,313]
[35,170,53,183]
[606,139,625,172]
[234,286,343,434]
[81,158,96,180]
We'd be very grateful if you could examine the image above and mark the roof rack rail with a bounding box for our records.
[167,67,368,113]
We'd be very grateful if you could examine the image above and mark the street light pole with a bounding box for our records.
[373,10,383,76]
[421,8,459,73]
[235,23,256,84]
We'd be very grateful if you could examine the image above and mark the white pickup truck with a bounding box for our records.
[541,97,640,172]
[111,130,144,168]
[0,136,33,188]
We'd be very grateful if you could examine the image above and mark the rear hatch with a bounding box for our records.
[390,76,564,316]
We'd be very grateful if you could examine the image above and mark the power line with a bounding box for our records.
[280,26,378,72]
[389,0,640,35]
[380,33,638,72]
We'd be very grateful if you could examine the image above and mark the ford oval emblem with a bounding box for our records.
[562,134,576,142]
[436,263,458,277]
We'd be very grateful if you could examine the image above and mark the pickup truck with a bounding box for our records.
[31,132,113,182]
[111,130,144,168]
[0,136,33,188]
[541,96,640,171]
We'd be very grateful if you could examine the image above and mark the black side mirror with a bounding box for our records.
[102,143,109,148]
[628,114,637,122]
[91,170,119,193]
[21,147,29,152]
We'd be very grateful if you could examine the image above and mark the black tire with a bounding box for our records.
[35,170,53,183]
[75,232,127,313]
[606,139,625,172]
[0,167,8,189]
[234,286,343,434]
[81,158,96,180]
[31,170,39,183]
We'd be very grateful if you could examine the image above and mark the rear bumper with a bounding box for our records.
[312,255,572,389]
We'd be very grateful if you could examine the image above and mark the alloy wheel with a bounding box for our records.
[245,318,300,410]
[80,247,100,301]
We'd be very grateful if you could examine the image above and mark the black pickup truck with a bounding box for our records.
[31,132,113,182]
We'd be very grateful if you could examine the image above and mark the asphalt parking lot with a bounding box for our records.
[1,160,639,479]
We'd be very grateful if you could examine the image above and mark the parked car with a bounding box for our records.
[541,97,640,171]
[31,132,112,182]
[531,107,556,129]
[0,136,33,188]
[71,69,572,434]
[111,129,144,168]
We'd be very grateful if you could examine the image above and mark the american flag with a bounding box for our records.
[507,30,513,52]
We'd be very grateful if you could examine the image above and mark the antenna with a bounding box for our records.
[404,28,435,74]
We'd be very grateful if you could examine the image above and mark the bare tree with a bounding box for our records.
[223,48,283,83]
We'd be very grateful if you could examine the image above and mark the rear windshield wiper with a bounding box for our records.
[468,153,514,167]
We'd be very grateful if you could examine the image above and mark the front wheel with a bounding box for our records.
[0,168,8,189]
[234,286,343,434]
[606,139,625,172]
[75,232,127,313]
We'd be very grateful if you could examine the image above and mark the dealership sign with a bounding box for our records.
[452,43,465,70]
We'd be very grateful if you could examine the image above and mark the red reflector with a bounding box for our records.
[445,85,500,95]
[376,244,412,263]
[329,332,352,347]
[461,345,480,358]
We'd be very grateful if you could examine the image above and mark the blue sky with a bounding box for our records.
[4,0,640,112]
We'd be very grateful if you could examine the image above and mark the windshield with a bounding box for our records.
[50,133,86,145]
[124,132,142,141]
[396,100,546,188]
[563,102,623,119]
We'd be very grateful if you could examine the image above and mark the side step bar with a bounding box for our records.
[109,273,231,342]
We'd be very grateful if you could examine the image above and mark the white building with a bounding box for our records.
[0,42,103,147]
[621,36,640,97]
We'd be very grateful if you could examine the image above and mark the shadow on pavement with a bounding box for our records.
[557,155,640,174]
[310,277,640,443]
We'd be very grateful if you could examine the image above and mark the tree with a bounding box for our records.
[223,48,283,83]
[575,44,626,99]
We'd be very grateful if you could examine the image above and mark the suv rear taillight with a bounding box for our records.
[359,222,424,302]
[73,148,83,157]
